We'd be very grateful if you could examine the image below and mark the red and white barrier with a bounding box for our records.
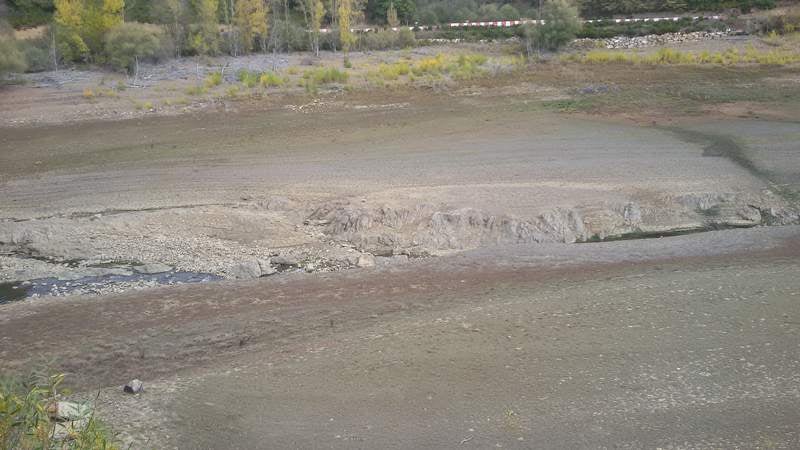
[318,15,722,33]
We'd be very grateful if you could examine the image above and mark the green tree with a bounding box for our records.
[368,0,412,24]
[187,0,220,55]
[300,0,324,55]
[150,0,185,57]
[235,0,269,52]
[338,0,354,65]
[8,0,56,27]
[53,0,123,61]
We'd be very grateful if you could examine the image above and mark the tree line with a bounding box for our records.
[0,0,778,76]
[7,0,778,29]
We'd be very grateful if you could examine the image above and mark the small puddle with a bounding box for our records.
[0,281,28,303]
[0,271,222,305]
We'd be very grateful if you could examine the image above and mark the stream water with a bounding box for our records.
[0,271,222,304]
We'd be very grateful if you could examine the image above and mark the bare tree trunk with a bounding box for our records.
[537,0,542,59]
[51,27,58,72]
[133,55,139,85]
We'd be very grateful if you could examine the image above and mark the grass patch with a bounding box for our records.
[303,66,349,84]
[237,69,260,88]
[204,71,223,88]
[564,47,800,66]
[259,71,285,87]
[185,85,208,96]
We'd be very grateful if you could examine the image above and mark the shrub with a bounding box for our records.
[259,71,284,87]
[204,71,223,88]
[564,47,800,66]
[0,22,27,75]
[185,84,208,95]
[524,0,580,53]
[303,66,348,84]
[104,22,167,74]
[397,28,416,48]
[226,85,240,97]
[0,373,119,449]
[412,53,445,75]
[268,19,309,52]
[237,69,260,88]
[19,39,51,72]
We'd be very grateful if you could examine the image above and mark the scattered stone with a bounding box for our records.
[270,255,299,267]
[258,259,277,276]
[227,259,263,279]
[123,379,144,394]
[48,401,91,421]
[357,254,376,268]
[570,30,730,51]
[133,263,173,274]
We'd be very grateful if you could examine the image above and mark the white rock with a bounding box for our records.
[357,254,375,268]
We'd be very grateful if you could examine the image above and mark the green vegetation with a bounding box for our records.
[185,84,208,95]
[524,0,580,53]
[103,22,167,73]
[303,66,349,84]
[204,70,223,87]
[0,373,119,449]
[577,17,726,39]
[259,71,285,87]
[564,46,800,65]
[237,68,260,87]
[54,0,124,62]
[0,22,28,75]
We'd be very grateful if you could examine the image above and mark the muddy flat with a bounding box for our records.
[2,226,799,448]
[2,89,797,291]
[2,57,800,449]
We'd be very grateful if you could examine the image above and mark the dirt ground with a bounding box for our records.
[2,226,799,448]
[1,36,800,448]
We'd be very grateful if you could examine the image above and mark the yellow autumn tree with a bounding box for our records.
[386,1,398,28]
[338,0,354,65]
[187,0,220,55]
[235,0,269,53]
[54,0,123,61]
[302,0,324,56]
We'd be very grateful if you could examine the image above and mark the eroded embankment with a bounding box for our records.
[1,186,797,303]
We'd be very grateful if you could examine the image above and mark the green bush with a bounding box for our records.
[268,19,309,52]
[397,28,416,48]
[357,29,416,51]
[104,22,167,73]
[18,36,52,72]
[7,0,55,28]
[258,71,284,87]
[524,0,580,52]
[204,71,223,88]
[0,373,119,449]
[303,66,348,84]
[0,22,27,75]
[237,69,260,88]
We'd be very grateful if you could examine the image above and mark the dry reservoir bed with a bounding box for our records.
[0,90,799,300]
